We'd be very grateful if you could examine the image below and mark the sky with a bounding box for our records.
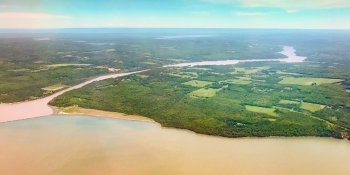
[0,0,350,29]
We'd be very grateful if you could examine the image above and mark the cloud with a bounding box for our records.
[0,12,72,28]
[0,4,12,11]
[0,12,71,20]
[286,9,298,13]
[241,0,350,9]
[191,11,211,16]
[235,12,266,17]
[200,0,350,9]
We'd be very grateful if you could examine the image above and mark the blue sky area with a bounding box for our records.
[0,0,349,29]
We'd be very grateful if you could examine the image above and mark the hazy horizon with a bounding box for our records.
[0,0,350,29]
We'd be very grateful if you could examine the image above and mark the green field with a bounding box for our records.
[301,102,325,112]
[41,83,67,92]
[182,80,213,87]
[223,77,252,85]
[279,77,343,86]
[231,66,270,74]
[166,72,198,79]
[279,100,300,104]
[245,105,278,117]
[189,88,221,98]
[276,71,303,76]
[46,64,91,68]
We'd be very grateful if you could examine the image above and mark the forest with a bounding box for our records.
[1,29,350,138]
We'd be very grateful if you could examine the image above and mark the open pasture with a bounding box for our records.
[182,80,213,87]
[245,105,278,117]
[279,77,343,86]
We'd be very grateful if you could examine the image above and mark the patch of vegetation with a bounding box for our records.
[166,72,198,79]
[182,80,213,87]
[189,88,221,98]
[279,77,343,86]
[300,102,325,112]
[223,77,252,85]
[276,70,303,76]
[279,100,300,104]
[46,64,91,68]
[232,66,270,74]
[0,66,108,102]
[42,83,67,92]
[245,105,278,117]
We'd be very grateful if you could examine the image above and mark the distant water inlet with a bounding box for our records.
[163,46,306,67]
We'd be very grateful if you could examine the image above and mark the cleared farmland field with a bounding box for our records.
[279,77,343,86]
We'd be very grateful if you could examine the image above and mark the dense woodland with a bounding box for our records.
[51,64,350,138]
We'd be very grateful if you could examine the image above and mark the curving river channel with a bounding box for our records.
[0,71,146,122]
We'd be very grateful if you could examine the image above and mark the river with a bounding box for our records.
[0,71,146,122]
[0,115,349,175]
[163,46,306,67]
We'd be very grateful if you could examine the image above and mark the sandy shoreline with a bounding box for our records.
[55,106,156,123]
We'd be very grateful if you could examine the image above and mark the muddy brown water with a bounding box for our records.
[1,115,349,175]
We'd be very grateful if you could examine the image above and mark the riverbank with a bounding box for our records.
[56,105,350,140]
[56,106,155,123]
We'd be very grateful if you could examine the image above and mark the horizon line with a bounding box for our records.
[0,27,350,30]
